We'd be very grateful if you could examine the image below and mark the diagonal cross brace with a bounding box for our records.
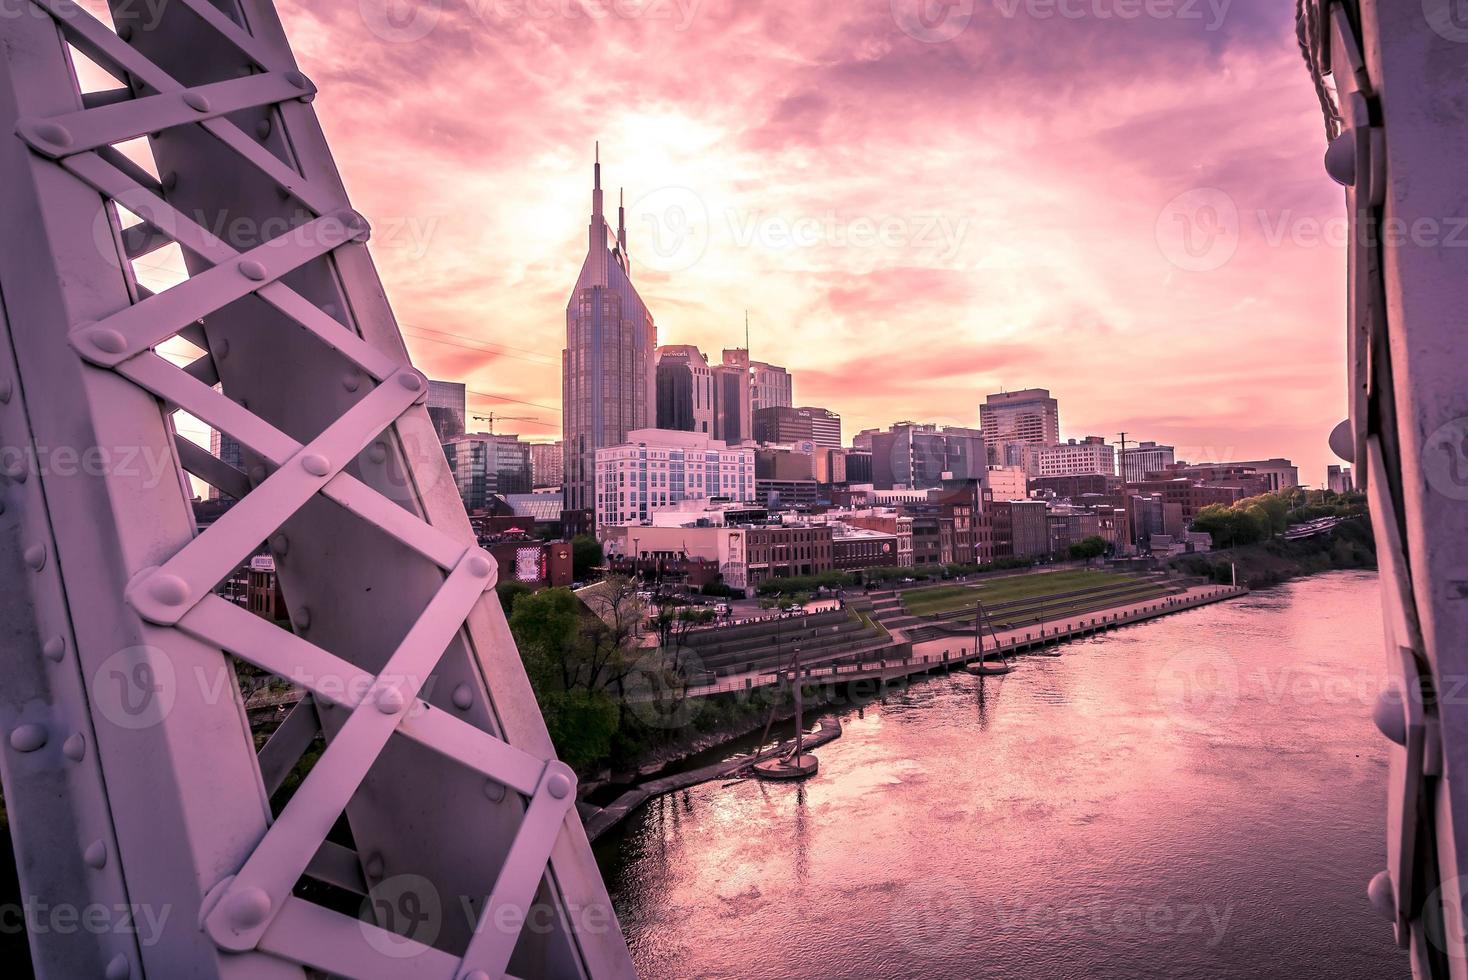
[202,548,500,952]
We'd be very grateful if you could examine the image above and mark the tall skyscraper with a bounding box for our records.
[530,441,564,489]
[750,360,793,411]
[562,147,657,512]
[443,433,532,512]
[655,344,715,434]
[713,349,753,445]
[980,388,1060,466]
[753,405,842,449]
[426,380,467,442]
[208,428,244,501]
[868,423,987,490]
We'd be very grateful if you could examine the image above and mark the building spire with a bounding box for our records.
[617,187,627,254]
[592,141,604,219]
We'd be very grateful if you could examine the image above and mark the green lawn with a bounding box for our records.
[901,570,1146,618]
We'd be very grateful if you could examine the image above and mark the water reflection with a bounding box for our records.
[597,572,1403,980]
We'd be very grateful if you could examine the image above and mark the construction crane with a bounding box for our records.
[473,412,540,435]
[1300,2,1468,976]
[0,2,634,978]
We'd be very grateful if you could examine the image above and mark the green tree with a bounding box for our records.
[508,587,584,692]
[496,580,534,615]
[570,534,604,581]
[1068,535,1109,564]
[537,689,618,772]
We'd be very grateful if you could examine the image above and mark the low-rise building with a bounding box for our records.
[1035,436,1115,478]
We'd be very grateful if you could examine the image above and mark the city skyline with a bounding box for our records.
[264,1,1344,483]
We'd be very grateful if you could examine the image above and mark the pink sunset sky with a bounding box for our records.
[270,0,1346,484]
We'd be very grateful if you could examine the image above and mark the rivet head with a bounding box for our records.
[294,606,311,630]
[30,121,73,150]
[341,209,371,242]
[256,119,272,140]
[342,373,361,392]
[161,171,179,192]
[84,840,108,869]
[238,259,268,282]
[23,544,46,571]
[104,953,130,980]
[368,443,388,464]
[463,971,491,980]
[1367,870,1395,922]
[149,574,190,607]
[484,779,506,803]
[1373,688,1408,746]
[2,458,26,482]
[9,724,46,753]
[87,327,129,355]
[0,376,12,403]
[183,91,212,113]
[285,70,311,90]
[42,636,65,662]
[116,24,134,41]
[375,686,405,715]
[224,887,272,930]
[1324,130,1357,187]
[452,684,473,710]
[269,533,290,556]
[62,733,85,762]
[364,854,384,878]
[468,554,493,578]
[398,371,424,392]
[300,453,331,477]
[215,337,231,359]
[249,465,267,484]
[546,772,573,800]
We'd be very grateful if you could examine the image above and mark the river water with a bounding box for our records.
[594,571,1407,979]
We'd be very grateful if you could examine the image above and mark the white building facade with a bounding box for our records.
[595,428,755,529]
[1035,437,1116,478]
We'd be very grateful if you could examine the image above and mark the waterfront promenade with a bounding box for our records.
[668,583,1247,699]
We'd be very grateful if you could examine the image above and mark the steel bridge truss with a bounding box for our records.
[0,1,634,977]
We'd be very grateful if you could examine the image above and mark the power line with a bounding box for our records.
[402,323,560,365]
[467,388,562,415]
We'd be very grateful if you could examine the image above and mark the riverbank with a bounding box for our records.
[1170,516,1376,589]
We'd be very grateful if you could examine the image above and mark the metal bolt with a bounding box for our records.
[484,779,506,803]
[249,465,267,484]
[398,372,424,392]
[368,443,388,464]
[546,772,573,800]
[468,554,493,578]
[84,840,108,869]
[286,70,311,90]
[452,684,473,710]
[223,887,272,930]
[300,453,331,477]
[1372,688,1408,746]
[183,91,212,113]
[375,686,405,715]
[117,24,133,41]
[342,373,360,392]
[239,259,268,282]
[9,724,46,753]
[1367,870,1395,922]
[256,119,272,140]
[30,121,73,150]
[149,574,190,607]
[87,327,129,355]
[2,458,25,482]
[215,337,231,359]
[62,733,86,762]
[295,607,311,630]
[364,854,384,878]
[0,376,12,403]
[270,533,290,556]
[104,954,130,980]
[42,637,65,662]
[23,544,46,571]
